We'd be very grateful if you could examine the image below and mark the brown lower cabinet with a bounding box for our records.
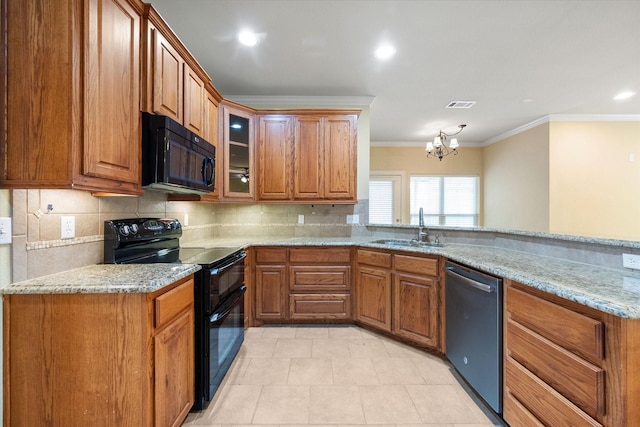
[355,248,441,350]
[3,276,195,427]
[504,280,640,427]
[253,246,352,322]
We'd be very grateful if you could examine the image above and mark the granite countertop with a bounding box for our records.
[185,237,640,319]
[0,264,201,295]
[4,236,639,318]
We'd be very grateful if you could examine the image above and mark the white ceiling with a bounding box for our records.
[149,0,640,145]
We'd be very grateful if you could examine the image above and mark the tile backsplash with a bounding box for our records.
[10,189,367,281]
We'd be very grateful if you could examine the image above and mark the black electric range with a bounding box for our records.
[103,218,246,411]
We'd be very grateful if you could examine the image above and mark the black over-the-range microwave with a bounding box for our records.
[142,112,215,194]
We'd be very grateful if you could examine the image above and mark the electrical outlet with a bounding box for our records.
[298,215,305,224]
[346,214,360,224]
[622,253,640,270]
[61,216,75,239]
[0,217,11,244]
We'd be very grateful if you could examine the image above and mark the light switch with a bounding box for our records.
[0,217,11,244]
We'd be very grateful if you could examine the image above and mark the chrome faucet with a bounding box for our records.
[418,207,429,242]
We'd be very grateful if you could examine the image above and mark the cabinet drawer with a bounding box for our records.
[155,278,194,329]
[393,254,438,276]
[357,249,391,268]
[255,247,288,263]
[507,286,604,362]
[503,391,545,427]
[289,266,351,291]
[506,358,602,427]
[289,294,351,319]
[507,319,605,418]
[289,247,351,263]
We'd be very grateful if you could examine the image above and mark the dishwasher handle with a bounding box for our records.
[446,268,495,293]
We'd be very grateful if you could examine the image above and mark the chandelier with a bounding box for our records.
[426,124,466,161]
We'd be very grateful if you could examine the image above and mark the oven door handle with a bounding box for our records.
[210,285,246,324]
[209,252,246,276]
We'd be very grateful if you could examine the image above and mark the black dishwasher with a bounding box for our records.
[445,260,503,415]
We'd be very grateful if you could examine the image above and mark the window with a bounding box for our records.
[410,176,479,226]
[369,174,403,224]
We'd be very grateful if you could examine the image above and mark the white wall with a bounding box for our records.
[483,123,550,232]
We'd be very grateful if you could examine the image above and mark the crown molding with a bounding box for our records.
[481,114,640,146]
[547,113,640,122]
[224,95,376,107]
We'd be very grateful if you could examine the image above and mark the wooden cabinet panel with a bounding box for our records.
[2,0,142,194]
[289,294,351,320]
[253,246,353,323]
[503,392,546,427]
[501,280,640,427]
[255,265,287,320]
[255,112,357,202]
[154,309,194,427]
[3,275,195,427]
[256,247,288,263]
[355,250,441,350]
[507,319,605,418]
[183,65,206,136]
[155,277,194,329]
[393,273,439,347]
[508,286,604,363]
[356,266,392,331]
[394,254,438,276]
[357,249,392,268]
[258,116,293,200]
[152,29,183,121]
[83,0,140,185]
[290,247,351,264]
[4,292,149,426]
[294,116,323,199]
[289,266,351,291]
[506,358,602,427]
[204,91,220,145]
[323,115,356,200]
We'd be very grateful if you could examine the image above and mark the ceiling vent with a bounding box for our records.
[446,101,476,109]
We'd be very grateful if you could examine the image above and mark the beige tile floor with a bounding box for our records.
[183,325,505,427]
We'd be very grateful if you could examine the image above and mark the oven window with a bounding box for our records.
[208,291,244,400]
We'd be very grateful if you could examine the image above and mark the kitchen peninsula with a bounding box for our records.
[3,226,640,426]
[2,264,200,427]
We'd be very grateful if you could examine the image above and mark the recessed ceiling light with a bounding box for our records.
[521,98,534,103]
[375,44,396,60]
[613,91,636,100]
[238,30,258,47]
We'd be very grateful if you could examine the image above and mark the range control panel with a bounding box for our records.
[104,218,182,246]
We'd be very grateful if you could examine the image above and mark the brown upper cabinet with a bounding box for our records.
[257,111,359,203]
[142,5,218,142]
[1,0,144,195]
[222,102,256,200]
[258,115,295,200]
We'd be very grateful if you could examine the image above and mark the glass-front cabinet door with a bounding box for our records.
[222,104,255,199]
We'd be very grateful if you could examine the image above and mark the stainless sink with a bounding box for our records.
[369,239,444,248]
